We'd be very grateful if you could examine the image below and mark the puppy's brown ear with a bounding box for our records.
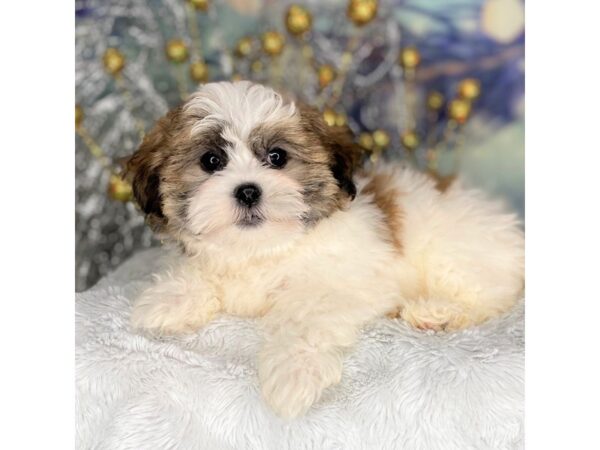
[327,126,361,200]
[299,105,362,200]
[124,106,182,231]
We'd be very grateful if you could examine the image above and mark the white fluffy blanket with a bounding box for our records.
[76,248,524,450]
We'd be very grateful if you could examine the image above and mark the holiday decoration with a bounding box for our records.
[251,60,263,73]
[347,0,378,27]
[318,65,336,90]
[107,174,133,202]
[261,31,285,56]
[190,61,209,83]
[75,105,84,129]
[426,91,445,111]
[76,0,524,290]
[322,107,347,127]
[448,98,472,125]
[285,4,312,37]
[399,47,420,71]
[188,0,209,12]
[366,129,390,162]
[334,111,348,127]
[400,130,420,151]
[458,78,481,101]
[372,129,390,149]
[235,36,254,58]
[358,132,374,151]
[322,108,337,127]
[102,48,125,75]
[166,39,189,63]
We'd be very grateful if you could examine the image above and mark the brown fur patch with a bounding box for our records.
[247,104,363,223]
[124,104,221,236]
[124,106,185,232]
[362,172,404,252]
[426,170,457,192]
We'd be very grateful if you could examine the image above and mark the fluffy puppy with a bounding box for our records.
[126,81,524,418]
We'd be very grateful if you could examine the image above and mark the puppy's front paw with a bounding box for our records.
[258,344,342,419]
[131,286,220,335]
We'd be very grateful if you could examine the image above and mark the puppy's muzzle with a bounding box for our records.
[234,183,261,208]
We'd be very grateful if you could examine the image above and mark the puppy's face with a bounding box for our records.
[127,81,360,256]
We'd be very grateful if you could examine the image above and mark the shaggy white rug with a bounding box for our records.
[76,248,524,450]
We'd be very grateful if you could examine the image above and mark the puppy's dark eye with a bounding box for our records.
[200,151,225,173]
[267,148,287,168]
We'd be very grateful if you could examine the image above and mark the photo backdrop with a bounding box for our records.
[76,0,525,290]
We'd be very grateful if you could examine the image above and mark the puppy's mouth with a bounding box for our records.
[237,211,264,228]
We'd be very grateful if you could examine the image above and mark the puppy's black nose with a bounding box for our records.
[234,183,261,207]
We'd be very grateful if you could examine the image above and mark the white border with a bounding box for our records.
[526,0,600,448]
[1,0,600,447]
[0,1,74,447]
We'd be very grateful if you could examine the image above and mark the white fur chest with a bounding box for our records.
[196,197,403,318]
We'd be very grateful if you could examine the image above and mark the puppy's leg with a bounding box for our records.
[130,264,220,335]
[396,178,524,331]
[399,298,474,331]
[258,286,392,418]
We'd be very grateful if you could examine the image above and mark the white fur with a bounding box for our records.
[132,83,524,418]
[363,165,525,330]
[179,82,310,259]
[185,144,308,257]
[77,249,524,449]
[185,81,296,140]
[133,165,523,418]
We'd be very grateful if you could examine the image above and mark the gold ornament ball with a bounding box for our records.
[188,0,209,12]
[400,130,420,151]
[75,105,84,129]
[358,132,374,151]
[261,31,285,57]
[448,98,472,124]
[369,149,382,163]
[335,111,347,127]
[372,129,390,148]
[285,5,312,37]
[341,51,353,69]
[347,0,378,27]
[102,48,125,75]
[427,91,445,111]
[251,59,264,73]
[458,78,481,101]
[235,37,254,58]
[399,47,421,70]
[190,61,209,83]
[107,174,133,202]
[166,39,189,63]
[322,108,337,127]
[318,64,336,89]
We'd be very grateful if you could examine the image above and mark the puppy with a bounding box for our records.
[127,81,524,418]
